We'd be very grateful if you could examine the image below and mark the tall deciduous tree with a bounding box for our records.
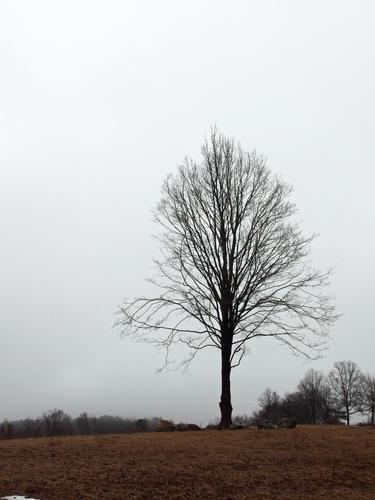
[118,130,337,427]
[327,360,363,425]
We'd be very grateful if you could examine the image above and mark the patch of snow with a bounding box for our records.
[2,496,40,500]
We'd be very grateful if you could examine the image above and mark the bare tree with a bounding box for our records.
[0,420,13,439]
[280,391,306,422]
[42,408,72,436]
[362,374,375,425]
[117,129,337,427]
[75,412,92,435]
[327,360,363,425]
[298,369,325,424]
[256,387,282,424]
[258,387,281,411]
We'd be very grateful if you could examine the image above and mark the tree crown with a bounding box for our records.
[118,130,337,368]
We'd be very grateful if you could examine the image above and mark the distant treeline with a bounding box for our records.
[238,360,375,427]
[0,411,161,440]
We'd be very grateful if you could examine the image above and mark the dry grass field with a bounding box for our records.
[0,426,374,499]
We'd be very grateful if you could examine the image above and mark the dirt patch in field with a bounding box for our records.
[0,426,374,499]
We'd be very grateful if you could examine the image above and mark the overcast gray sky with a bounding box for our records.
[1,0,374,425]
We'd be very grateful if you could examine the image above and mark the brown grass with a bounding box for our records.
[0,426,374,499]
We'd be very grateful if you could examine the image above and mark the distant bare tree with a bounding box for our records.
[298,369,325,424]
[256,387,282,424]
[327,361,363,425]
[43,408,72,436]
[361,374,375,425]
[75,412,92,435]
[117,129,337,427]
[0,420,13,439]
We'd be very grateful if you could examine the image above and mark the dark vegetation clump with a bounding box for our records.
[252,361,375,427]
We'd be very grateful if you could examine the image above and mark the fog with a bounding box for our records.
[1,0,374,425]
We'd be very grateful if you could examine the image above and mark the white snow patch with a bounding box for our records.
[2,496,40,500]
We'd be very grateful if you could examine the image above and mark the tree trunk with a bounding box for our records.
[371,405,374,426]
[219,347,232,428]
[346,407,350,426]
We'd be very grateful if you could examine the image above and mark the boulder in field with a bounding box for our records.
[229,423,243,430]
[257,419,274,429]
[277,417,296,428]
[176,423,201,431]
[157,419,176,432]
